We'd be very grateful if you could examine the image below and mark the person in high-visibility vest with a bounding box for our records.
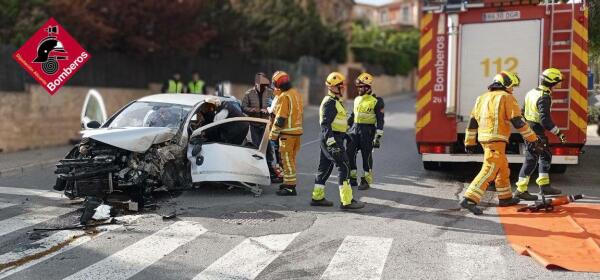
[347,72,384,190]
[461,71,543,215]
[311,72,365,210]
[269,71,304,196]
[161,72,184,93]
[187,72,207,94]
[515,68,566,200]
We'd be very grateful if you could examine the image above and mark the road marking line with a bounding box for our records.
[64,221,207,280]
[0,186,65,199]
[360,196,441,213]
[0,202,16,210]
[446,243,506,279]
[302,138,321,147]
[193,232,300,280]
[321,235,393,280]
[0,223,127,279]
[0,206,73,237]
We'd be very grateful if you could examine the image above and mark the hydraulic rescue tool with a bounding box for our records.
[517,194,584,213]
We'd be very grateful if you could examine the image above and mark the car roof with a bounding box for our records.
[137,94,234,107]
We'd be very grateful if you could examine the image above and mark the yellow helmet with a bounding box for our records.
[542,68,563,84]
[493,71,520,89]
[326,72,345,87]
[355,72,374,86]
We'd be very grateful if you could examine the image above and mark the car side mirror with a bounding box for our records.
[86,120,101,129]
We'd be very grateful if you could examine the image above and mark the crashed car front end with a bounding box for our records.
[54,127,189,211]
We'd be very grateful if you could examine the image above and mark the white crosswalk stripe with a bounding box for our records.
[0,186,65,199]
[446,242,507,279]
[63,220,207,280]
[193,232,300,280]
[321,235,393,280]
[0,206,73,237]
[0,224,124,279]
[0,202,16,210]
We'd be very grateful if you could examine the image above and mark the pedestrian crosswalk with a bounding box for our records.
[0,186,517,280]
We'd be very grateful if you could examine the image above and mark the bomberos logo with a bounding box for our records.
[13,18,91,95]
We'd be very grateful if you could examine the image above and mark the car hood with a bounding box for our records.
[82,127,176,152]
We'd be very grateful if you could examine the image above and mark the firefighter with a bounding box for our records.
[269,71,304,196]
[311,72,365,210]
[461,71,543,215]
[187,72,207,94]
[514,68,566,200]
[162,72,184,93]
[347,72,384,190]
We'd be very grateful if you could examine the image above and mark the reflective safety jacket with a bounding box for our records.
[348,92,384,130]
[465,90,537,145]
[523,87,560,136]
[320,92,348,140]
[270,88,304,138]
[187,80,205,94]
[167,80,184,93]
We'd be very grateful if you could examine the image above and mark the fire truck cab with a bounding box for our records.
[415,0,590,173]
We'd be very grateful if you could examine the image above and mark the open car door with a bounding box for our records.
[81,89,107,129]
[187,117,271,195]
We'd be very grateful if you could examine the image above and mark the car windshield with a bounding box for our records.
[108,101,191,128]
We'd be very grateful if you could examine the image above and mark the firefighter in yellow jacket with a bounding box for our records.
[269,71,304,196]
[347,72,384,190]
[311,72,365,210]
[461,71,543,215]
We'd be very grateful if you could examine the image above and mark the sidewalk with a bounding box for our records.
[587,124,600,146]
[0,145,71,177]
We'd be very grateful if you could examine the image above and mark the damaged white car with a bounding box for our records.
[54,93,271,210]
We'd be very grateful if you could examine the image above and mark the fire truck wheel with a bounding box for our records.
[550,164,567,174]
[423,161,441,171]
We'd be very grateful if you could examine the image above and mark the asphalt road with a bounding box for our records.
[0,95,599,279]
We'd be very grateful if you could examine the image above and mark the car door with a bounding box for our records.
[81,89,107,129]
[187,117,271,186]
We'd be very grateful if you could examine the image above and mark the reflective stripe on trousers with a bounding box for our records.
[279,135,301,185]
[464,142,512,204]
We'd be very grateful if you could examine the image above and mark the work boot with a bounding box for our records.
[349,178,358,188]
[276,185,297,196]
[340,199,365,210]
[498,197,521,207]
[270,175,283,184]
[460,198,483,215]
[540,185,561,195]
[311,198,334,207]
[358,177,370,190]
[514,190,538,201]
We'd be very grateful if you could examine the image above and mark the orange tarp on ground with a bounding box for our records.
[498,204,600,272]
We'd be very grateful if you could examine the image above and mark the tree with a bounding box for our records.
[0,0,48,46]
[590,0,599,58]
[47,0,219,56]
[234,0,347,63]
[350,24,419,75]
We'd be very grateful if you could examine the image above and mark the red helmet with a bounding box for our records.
[271,71,289,89]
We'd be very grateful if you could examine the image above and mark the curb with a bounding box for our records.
[0,159,60,178]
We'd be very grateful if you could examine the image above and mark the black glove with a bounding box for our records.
[465,145,477,154]
[373,135,382,149]
[557,132,567,144]
[327,146,343,159]
[532,138,547,155]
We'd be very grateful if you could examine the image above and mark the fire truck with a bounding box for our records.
[416,0,590,173]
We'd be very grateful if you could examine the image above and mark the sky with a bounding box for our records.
[354,0,396,6]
